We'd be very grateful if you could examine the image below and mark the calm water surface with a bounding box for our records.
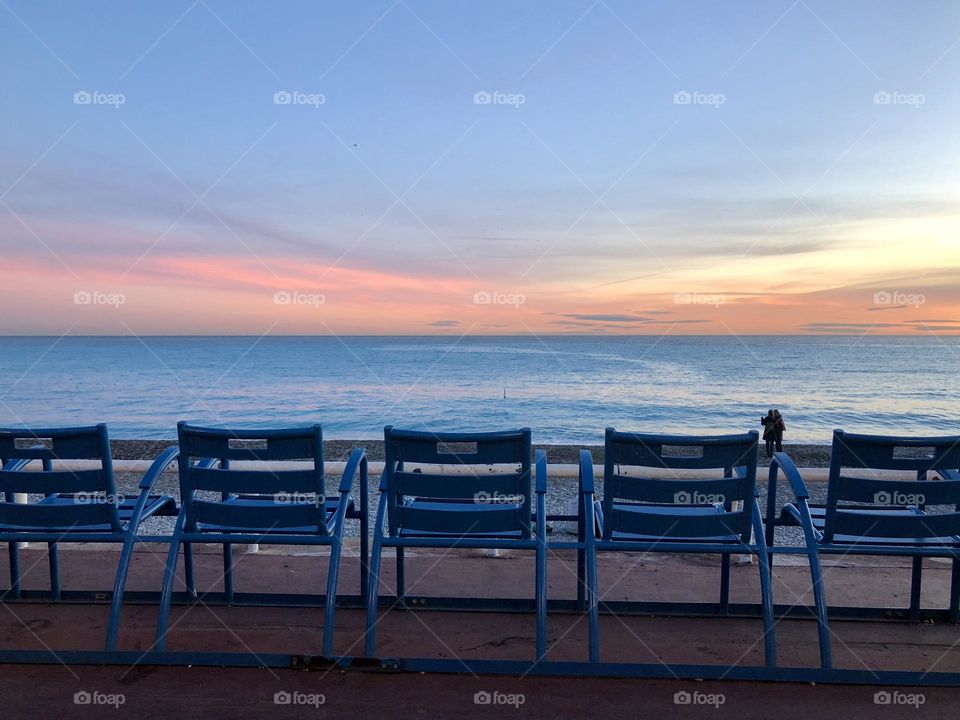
[0,336,956,443]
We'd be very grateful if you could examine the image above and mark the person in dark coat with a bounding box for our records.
[773,409,785,453]
[761,409,776,456]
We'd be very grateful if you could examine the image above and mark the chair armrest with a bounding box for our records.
[579,450,595,495]
[378,460,394,492]
[139,446,180,490]
[338,447,367,495]
[771,452,809,500]
[535,450,547,494]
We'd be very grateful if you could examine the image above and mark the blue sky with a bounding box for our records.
[1,1,958,334]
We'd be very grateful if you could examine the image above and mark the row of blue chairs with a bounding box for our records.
[2,422,959,674]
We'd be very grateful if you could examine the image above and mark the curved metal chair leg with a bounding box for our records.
[586,544,600,662]
[396,546,405,603]
[909,557,923,621]
[535,538,547,661]
[223,543,234,604]
[106,533,137,651]
[7,541,21,599]
[156,515,186,651]
[803,540,832,669]
[322,538,343,657]
[950,559,960,624]
[364,534,385,657]
[756,548,777,667]
[183,541,196,599]
[48,542,61,600]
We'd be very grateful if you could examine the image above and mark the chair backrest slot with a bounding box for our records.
[177,422,326,534]
[602,428,758,542]
[384,427,532,538]
[824,430,960,542]
[0,425,120,531]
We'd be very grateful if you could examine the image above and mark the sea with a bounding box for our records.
[0,335,956,444]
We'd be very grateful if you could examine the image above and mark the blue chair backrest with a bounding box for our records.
[602,428,759,542]
[177,422,326,533]
[823,430,960,542]
[383,426,532,538]
[0,424,120,531]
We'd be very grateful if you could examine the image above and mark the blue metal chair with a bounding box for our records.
[156,422,367,657]
[0,424,179,650]
[580,428,775,666]
[365,427,547,660]
[767,430,960,670]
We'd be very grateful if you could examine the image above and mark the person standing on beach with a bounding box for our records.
[773,409,785,453]
[761,410,776,456]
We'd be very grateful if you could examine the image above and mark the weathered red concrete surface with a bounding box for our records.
[1,544,959,718]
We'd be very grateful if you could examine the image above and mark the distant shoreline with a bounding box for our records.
[110,439,834,468]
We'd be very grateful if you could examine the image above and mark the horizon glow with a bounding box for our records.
[1,1,958,337]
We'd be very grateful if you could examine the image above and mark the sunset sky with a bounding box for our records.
[1,1,958,336]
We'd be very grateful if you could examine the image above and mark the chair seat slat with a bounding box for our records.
[186,467,321,495]
[0,500,117,528]
[0,469,109,495]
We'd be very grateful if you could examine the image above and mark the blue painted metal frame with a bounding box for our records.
[765,429,960,669]
[365,426,548,660]
[155,422,367,657]
[0,424,179,650]
[2,424,959,685]
[580,428,776,666]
